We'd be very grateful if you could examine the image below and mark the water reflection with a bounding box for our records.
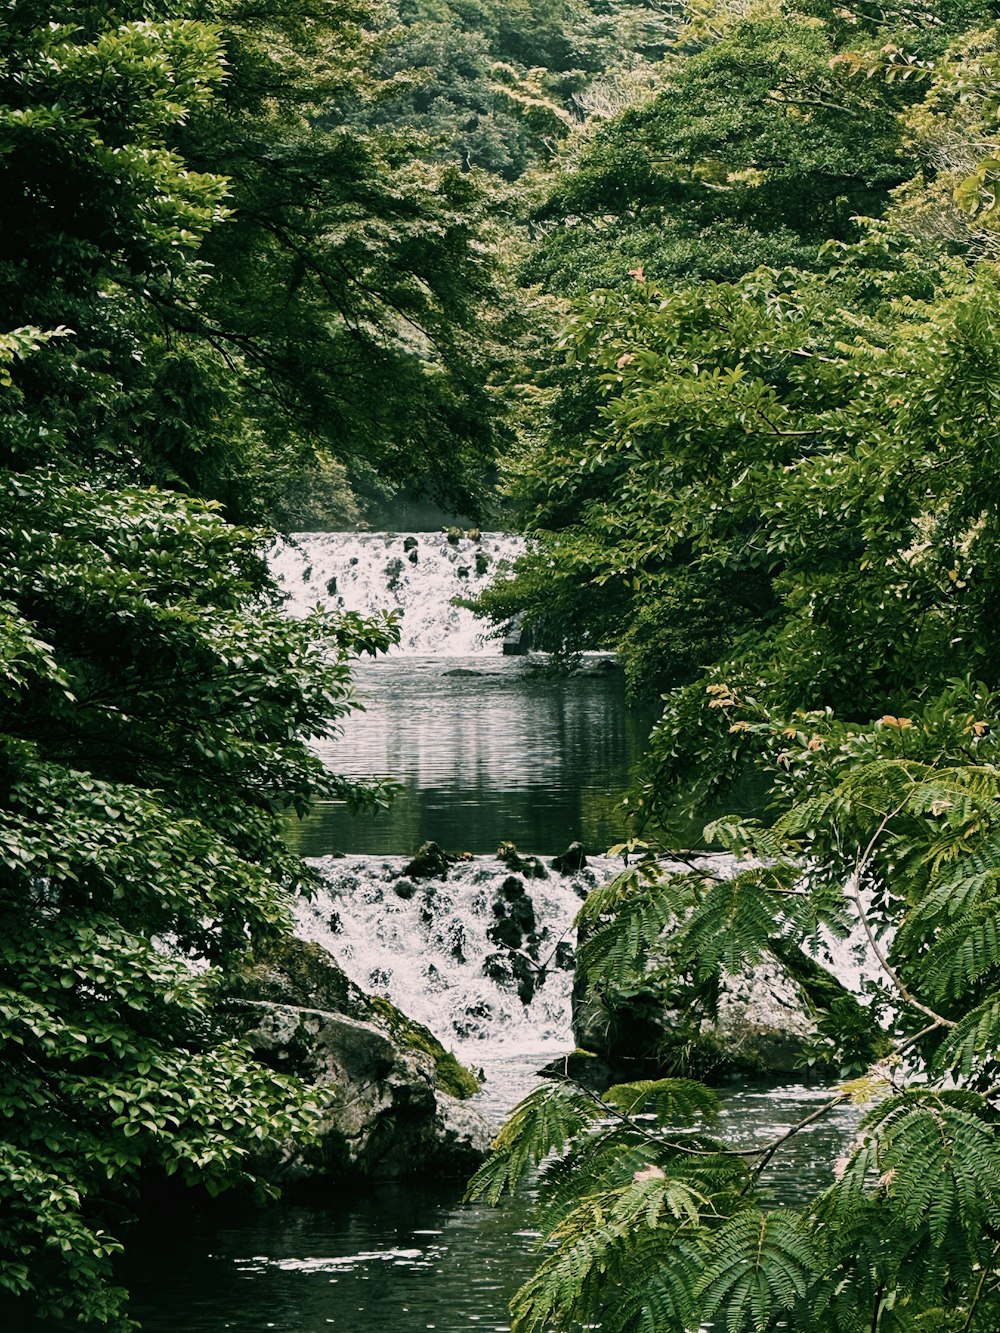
[124,1183,540,1333]
[123,1083,858,1333]
[290,657,657,856]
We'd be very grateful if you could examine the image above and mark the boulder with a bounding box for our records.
[401,840,471,879]
[223,938,489,1184]
[551,841,587,874]
[573,922,868,1082]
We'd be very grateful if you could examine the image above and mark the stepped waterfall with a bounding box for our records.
[274,530,621,1093]
[272,530,526,654]
[129,531,865,1333]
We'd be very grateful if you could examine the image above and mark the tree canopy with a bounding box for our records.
[468,2,1000,1329]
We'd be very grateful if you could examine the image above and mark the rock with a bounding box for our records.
[551,842,587,874]
[222,938,487,1183]
[475,552,490,576]
[496,841,548,879]
[402,837,474,879]
[445,526,463,546]
[572,934,867,1083]
[325,576,338,595]
[402,840,460,879]
[402,536,419,552]
[502,621,532,655]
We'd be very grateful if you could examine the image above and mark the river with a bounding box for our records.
[118,532,856,1333]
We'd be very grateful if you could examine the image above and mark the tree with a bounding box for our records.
[469,686,1000,1330]
[468,11,1000,1329]
[0,5,420,1327]
[520,0,944,294]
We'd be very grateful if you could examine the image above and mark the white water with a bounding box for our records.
[295,853,619,1067]
[272,531,524,655]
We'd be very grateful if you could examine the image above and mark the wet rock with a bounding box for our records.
[456,566,470,579]
[496,841,548,880]
[384,557,404,594]
[445,526,463,546]
[475,552,490,576]
[553,941,575,971]
[223,938,487,1183]
[402,841,466,879]
[551,842,587,874]
[402,536,419,552]
[502,622,532,656]
[572,934,869,1083]
[408,549,419,564]
[442,668,485,677]
[487,917,524,950]
[325,576,338,596]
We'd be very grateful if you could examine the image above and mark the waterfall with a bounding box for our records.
[272,531,525,655]
[294,853,619,1066]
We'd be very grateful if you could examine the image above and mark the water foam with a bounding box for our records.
[294,853,619,1058]
[271,532,525,655]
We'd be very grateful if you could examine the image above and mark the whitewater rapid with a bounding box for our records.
[272,531,525,655]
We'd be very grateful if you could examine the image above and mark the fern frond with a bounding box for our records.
[935,993,1000,1079]
[670,867,787,977]
[919,906,1000,1002]
[860,1092,1000,1247]
[575,881,678,983]
[705,815,799,862]
[464,1082,601,1204]
[697,1208,819,1333]
[511,1178,705,1333]
[602,1077,720,1125]
[575,864,678,929]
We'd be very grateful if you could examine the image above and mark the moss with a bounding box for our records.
[368,996,480,1099]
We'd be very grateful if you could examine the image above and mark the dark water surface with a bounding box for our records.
[122,1082,858,1333]
[288,656,658,857]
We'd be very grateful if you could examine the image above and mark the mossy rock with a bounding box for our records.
[367,995,480,1099]
[225,937,479,1100]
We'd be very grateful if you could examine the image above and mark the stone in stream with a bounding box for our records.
[400,840,471,880]
[496,840,548,879]
[551,841,587,874]
[222,938,489,1185]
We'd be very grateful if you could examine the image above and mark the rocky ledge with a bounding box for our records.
[222,937,492,1186]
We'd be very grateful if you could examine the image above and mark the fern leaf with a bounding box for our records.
[920,907,1000,1001]
[465,1082,601,1204]
[935,993,1000,1079]
[603,1077,720,1126]
[697,1208,818,1333]
[671,867,786,976]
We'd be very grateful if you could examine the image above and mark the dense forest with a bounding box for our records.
[4,0,1000,1329]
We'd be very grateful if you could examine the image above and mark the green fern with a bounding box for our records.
[935,993,1000,1079]
[919,906,1000,1002]
[670,866,788,977]
[602,1077,720,1125]
[464,1082,601,1204]
[575,877,681,983]
[510,1178,706,1333]
[697,1208,819,1333]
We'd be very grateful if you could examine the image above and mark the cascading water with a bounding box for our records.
[294,852,621,1115]
[272,531,525,654]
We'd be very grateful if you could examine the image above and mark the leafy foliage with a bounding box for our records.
[476,705,1000,1328]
